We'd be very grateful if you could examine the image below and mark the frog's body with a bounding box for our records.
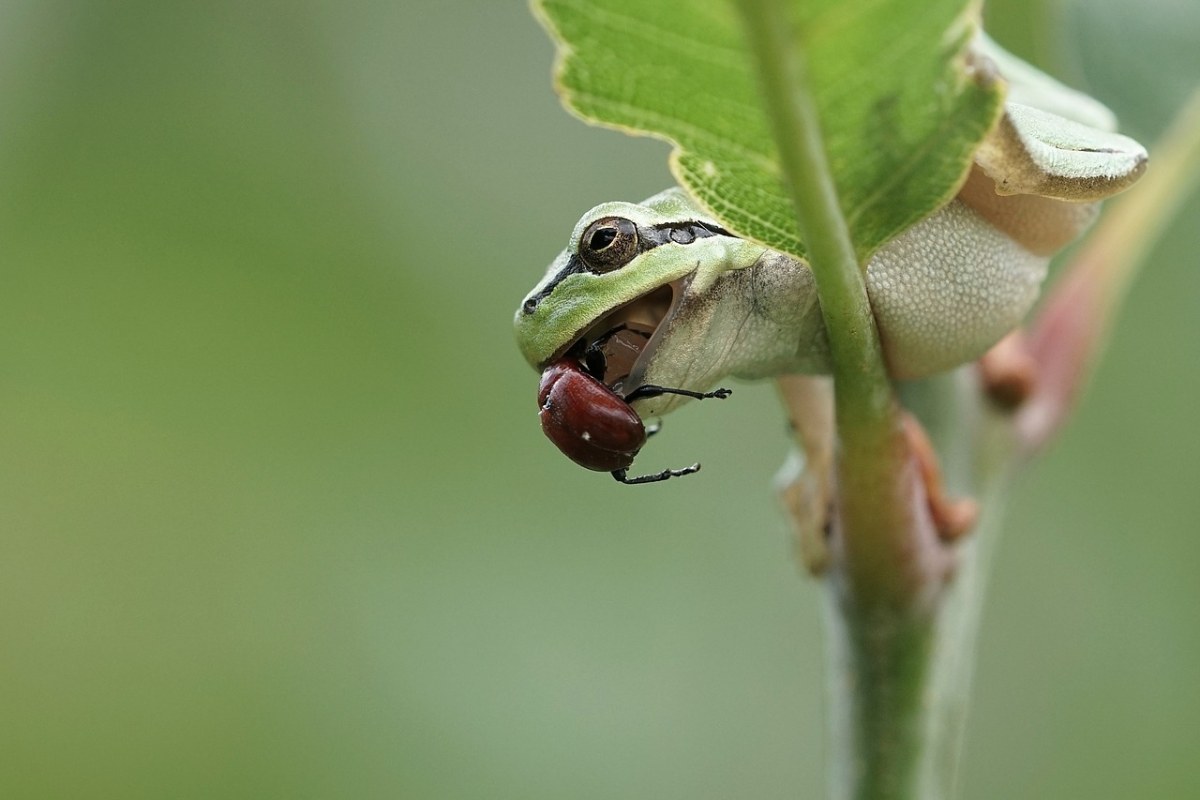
[518,186,1067,404]
[865,189,1056,379]
[515,37,1146,419]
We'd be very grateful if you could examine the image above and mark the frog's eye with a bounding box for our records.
[580,216,639,273]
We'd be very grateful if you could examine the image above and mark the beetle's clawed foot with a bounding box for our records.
[611,462,701,485]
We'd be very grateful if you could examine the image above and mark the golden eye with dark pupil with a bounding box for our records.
[579,216,638,273]
[590,227,617,250]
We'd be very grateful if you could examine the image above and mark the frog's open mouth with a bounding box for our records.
[564,280,683,393]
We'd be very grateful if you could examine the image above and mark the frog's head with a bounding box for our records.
[515,189,773,413]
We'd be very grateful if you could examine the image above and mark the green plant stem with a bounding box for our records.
[735,0,945,607]
[737,1,958,798]
[733,0,887,421]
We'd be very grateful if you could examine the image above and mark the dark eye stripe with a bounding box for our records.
[638,220,733,250]
[523,253,585,314]
[522,220,737,315]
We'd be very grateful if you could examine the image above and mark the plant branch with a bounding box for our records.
[1018,85,1200,451]
[738,3,970,798]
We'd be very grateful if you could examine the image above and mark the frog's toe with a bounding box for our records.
[979,329,1037,410]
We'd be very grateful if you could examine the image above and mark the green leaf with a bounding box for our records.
[534,0,1004,262]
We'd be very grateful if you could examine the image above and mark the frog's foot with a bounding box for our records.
[979,330,1037,410]
[903,413,979,542]
[776,449,833,575]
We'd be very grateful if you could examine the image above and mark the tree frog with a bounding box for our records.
[516,35,1146,480]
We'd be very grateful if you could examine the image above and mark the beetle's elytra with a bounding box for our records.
[538,358,645,473]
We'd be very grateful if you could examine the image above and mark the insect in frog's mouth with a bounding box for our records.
[568,281,682,394]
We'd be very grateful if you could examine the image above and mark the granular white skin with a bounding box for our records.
[866,199,1048,379]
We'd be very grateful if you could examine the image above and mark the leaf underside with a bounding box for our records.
[535,0,1004,263]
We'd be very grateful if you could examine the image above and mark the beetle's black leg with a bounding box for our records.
[623,385,733,403]
[589,323,651,350]
[583,346,607,378]
[611,463,701,485]
[588,323,632,348]
[583,323,652,379]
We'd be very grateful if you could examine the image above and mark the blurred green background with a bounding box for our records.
[0,0,1196,797]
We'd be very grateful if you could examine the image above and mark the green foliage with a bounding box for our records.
[534,0,1004,261]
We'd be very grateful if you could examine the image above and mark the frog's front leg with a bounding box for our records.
[778,375,979,558]
[910,325,1061,538]
[775,375,835,574]
[901,413,980,541]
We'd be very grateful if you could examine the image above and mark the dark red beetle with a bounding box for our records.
[537,333,731,485]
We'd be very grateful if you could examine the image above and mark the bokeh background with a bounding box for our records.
[1,0,1196,797]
